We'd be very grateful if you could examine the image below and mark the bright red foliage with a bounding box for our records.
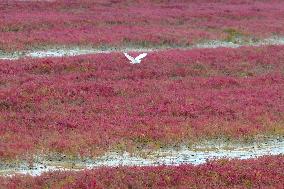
[1,155,283,188]
[1,0,284,51]
[0,45,283,160]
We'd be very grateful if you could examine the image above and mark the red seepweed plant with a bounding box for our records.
[1,0,284,51]
[0,45,283,160]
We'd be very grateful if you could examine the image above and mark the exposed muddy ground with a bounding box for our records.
[1,37,284,60]
[1,137,283,177]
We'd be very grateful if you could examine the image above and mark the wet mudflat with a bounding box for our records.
[1,37,284,60]
[1,137,283,177]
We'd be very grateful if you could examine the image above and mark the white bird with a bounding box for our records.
[124,52,147,64]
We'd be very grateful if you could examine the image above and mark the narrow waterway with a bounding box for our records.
[1,37,284,60]
[1,137,283,177]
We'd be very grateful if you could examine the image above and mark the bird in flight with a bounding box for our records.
[124,52,147,64]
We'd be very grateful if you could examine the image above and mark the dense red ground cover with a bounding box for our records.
[0,45,283,160]
[1,155,283,188]
[1,0,284,51]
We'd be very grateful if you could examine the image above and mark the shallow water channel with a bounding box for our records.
[1,37,284,60]
[1,137,283,177]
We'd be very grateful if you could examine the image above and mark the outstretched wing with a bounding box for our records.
[135,53,147,61]
[124,53,135,63]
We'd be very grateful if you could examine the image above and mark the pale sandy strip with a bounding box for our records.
[1,138,283,177]
[1,37,284,60]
